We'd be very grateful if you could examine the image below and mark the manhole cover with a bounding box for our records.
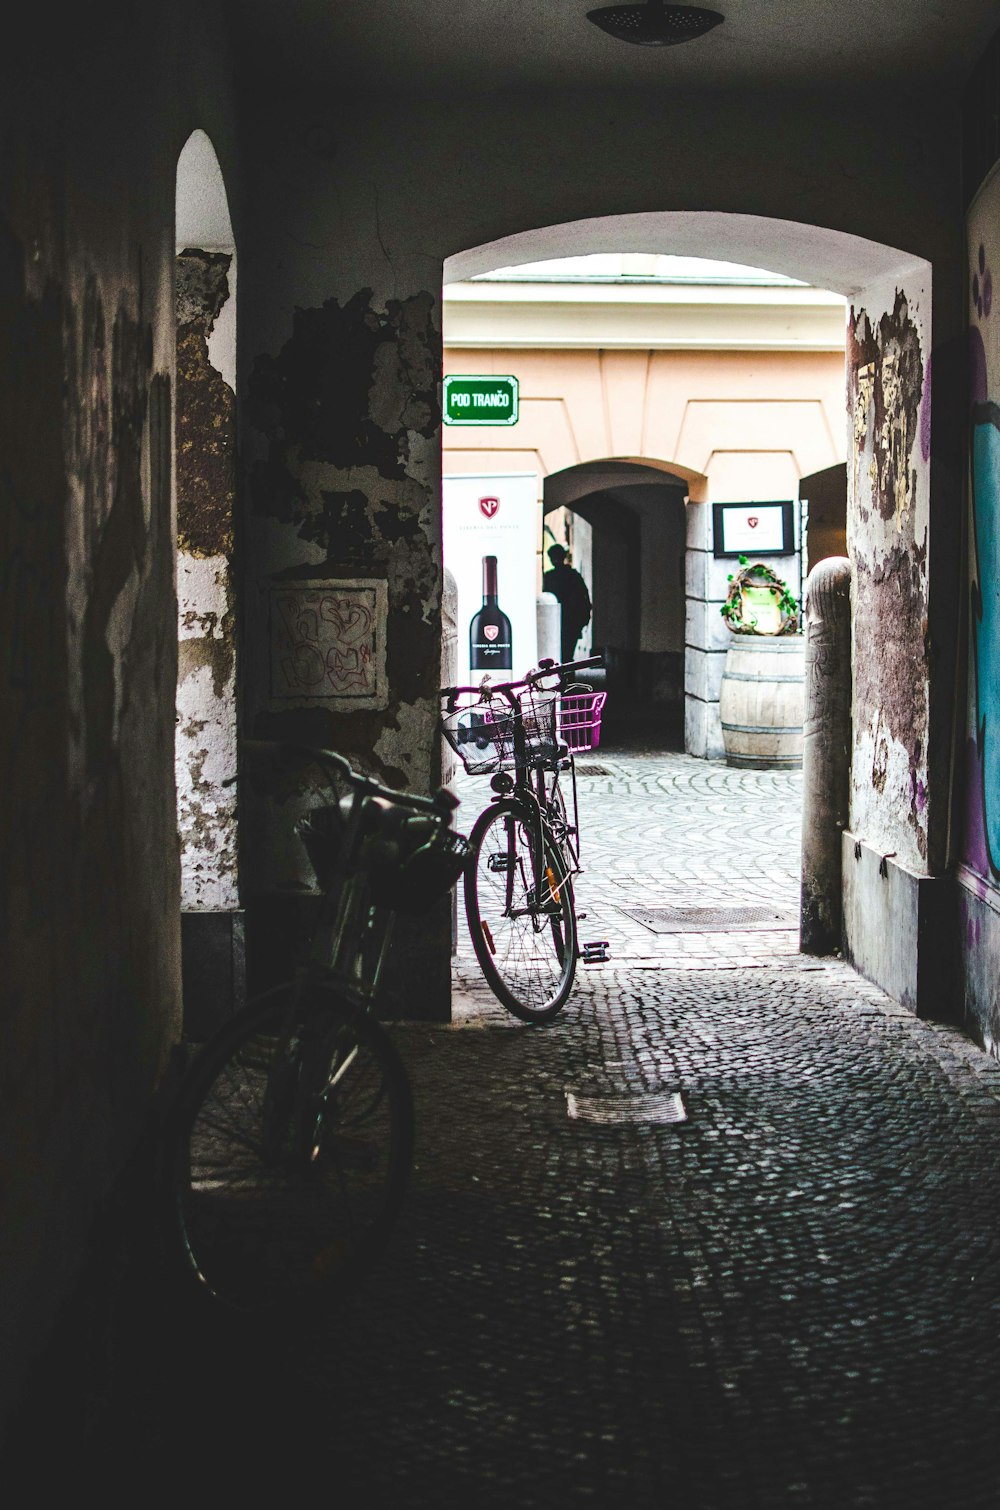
[566,1090,686,1125]
[620,904,796,933]
[574,763,610,775]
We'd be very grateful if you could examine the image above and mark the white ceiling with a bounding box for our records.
[235,0,1000,96]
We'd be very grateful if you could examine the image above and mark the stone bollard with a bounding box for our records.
[800,556,852,955]
[537,591,561,664]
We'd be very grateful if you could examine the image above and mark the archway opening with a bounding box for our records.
[545,459,689,750]
[442,211,932,997]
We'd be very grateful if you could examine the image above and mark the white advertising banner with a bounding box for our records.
[443,473,539,688]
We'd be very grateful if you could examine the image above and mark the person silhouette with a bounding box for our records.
[543,544,592,663]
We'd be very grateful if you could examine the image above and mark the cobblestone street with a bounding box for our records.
[9,750,1000,1504]
[453,750,804,1010]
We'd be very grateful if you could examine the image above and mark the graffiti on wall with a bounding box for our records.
[847,289,929,863]
[848,293,924,536]
[968,189,1000,876]
[270,579,387,708]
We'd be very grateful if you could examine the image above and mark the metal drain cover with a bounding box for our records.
[574,763,610,776]
[621,904,796,933]
[566,1090,686,1125]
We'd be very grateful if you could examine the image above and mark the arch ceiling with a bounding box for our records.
[444,212,928,300]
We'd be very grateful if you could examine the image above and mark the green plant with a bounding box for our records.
[721,555,799,635]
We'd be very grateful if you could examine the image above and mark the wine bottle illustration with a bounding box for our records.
[470,555,513,672]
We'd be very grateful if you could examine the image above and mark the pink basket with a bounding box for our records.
[558,691,607,752]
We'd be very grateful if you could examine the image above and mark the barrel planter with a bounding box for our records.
[719,634,805,770]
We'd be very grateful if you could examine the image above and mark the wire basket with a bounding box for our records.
[371,827,471,914]
[297,801,470,913]
[558,690,607,752]
[442,689,559,774]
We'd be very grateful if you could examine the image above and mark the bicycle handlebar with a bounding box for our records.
[240,739,459,815]
[441,654,604,703]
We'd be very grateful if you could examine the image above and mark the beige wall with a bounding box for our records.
[442,325,847,753]
[442,343,847,503]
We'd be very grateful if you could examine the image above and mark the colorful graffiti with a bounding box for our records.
[969,222,1000,876]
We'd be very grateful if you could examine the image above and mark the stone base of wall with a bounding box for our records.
[956,867,1000,1059]
[180,910,246,1042]
[842,834,957,1020]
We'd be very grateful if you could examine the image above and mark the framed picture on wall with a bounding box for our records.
[712,501,795,558]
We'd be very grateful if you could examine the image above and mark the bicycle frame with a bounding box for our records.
[442,654,601,920]
[242,738,458,1062]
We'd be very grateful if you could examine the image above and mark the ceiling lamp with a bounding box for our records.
[586,1,723,46]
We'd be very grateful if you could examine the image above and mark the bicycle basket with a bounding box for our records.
[370,822,472,915]
[299,799,470,912]
[441,689,559,773]
[558,690,608,752]
[441,702,510,775]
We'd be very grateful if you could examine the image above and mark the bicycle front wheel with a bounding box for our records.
[465,799,578,1023]
[164,985,414,1313]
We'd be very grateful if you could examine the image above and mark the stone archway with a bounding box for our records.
[445,213,933,825]
[445,211,936,1008]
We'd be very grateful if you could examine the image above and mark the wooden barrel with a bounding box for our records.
[719,634,805,769]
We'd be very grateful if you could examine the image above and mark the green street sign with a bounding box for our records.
[443,374,519,426]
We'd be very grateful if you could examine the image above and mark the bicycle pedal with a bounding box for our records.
[581,940,610,964]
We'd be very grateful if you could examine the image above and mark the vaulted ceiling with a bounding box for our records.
[233,0,1000,97]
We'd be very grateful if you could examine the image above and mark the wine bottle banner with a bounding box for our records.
[442,472,540,684]
[470,554,513,671]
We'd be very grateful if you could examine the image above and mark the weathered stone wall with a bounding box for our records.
[239,268,448,1009]
[0,0,239,1431]
[176,248,238,910]
[846,273,933,871]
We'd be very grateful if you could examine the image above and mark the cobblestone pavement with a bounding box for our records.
[8,750,1000,1504]
[452,750,802,1024]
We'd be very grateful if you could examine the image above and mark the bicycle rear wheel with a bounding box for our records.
[164,985,414,1313]
[465,799,577,1023]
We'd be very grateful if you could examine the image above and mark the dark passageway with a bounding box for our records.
[8,0,1000,1482]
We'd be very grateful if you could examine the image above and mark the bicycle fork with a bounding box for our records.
[506,807,564,931]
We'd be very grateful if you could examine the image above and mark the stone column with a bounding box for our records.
[800,556,853,954]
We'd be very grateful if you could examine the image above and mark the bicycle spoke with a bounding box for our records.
[167,992,413,1311]
[466,802,577,1021]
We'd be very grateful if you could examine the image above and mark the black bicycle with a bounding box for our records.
[441,656,607,1024]
[161,740,469,1314]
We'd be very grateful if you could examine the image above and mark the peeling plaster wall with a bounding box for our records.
[847,271,933,870]
[244,288,442,802]
[0,0,240,1431]
[239,270,447,1009]
[175,248,239,910]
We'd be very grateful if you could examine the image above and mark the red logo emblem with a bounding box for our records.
[479,496,500,519]
[483,625,499,641]
[747,516,759,529]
